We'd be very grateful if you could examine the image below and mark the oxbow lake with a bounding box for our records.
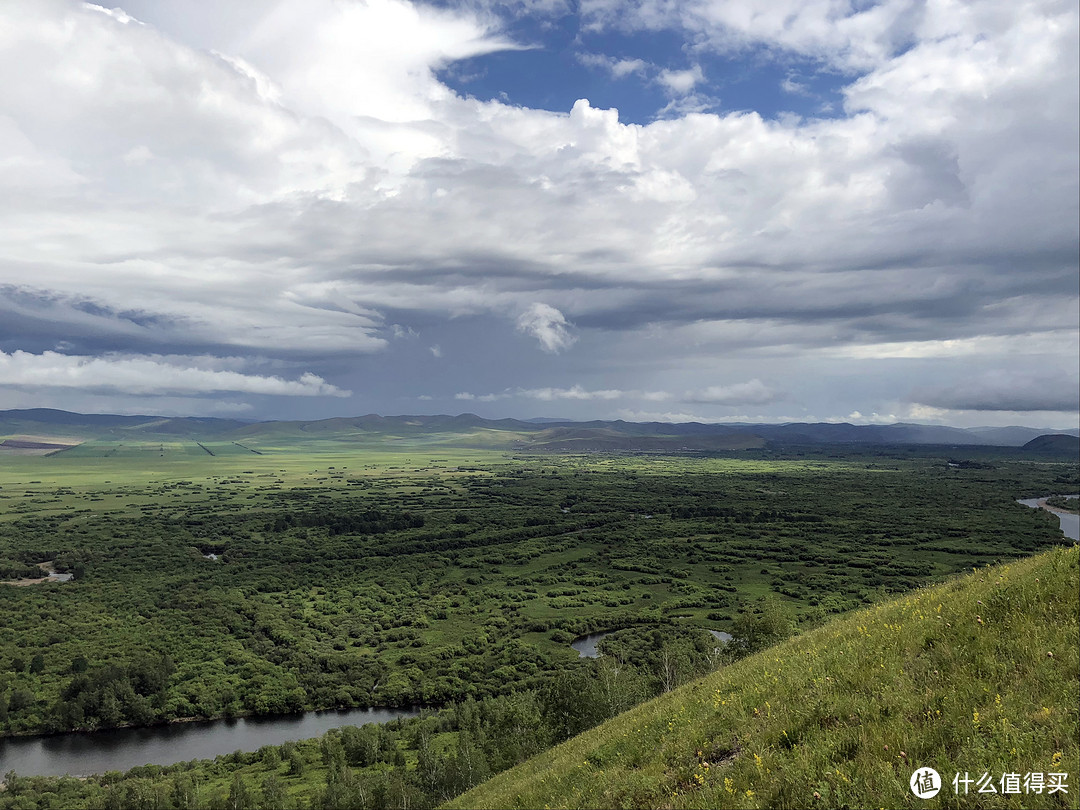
[0,706,422,778]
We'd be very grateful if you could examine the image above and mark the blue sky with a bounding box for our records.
[0,0,1076,428]
[435,8,849,124]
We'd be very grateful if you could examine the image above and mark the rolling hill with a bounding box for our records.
[450,545,1079,809]
[1,408,1077,454]
[1024,433,1080,456]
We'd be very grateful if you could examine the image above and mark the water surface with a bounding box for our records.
[571,627,732,659]
[570,631,613,658]
[0,706,421,777]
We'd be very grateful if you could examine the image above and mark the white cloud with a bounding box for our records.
[578,52,650,79]
[452,385,672,402]
[516,303,577,353]
[429,344,443,357]
[657,64,704,95]
[454,391,502,402]
[686,379,780,405]
[581,0,952,72]
[0,0,1075,420]
[780,74,810,96]
[845,410,899,424]
[614,408,714,423]
[0,351,349,397]
[519,385,624,401]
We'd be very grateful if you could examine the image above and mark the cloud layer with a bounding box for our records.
[0,0,1075,425]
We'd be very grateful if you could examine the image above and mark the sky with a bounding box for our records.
[0,0,1077,428]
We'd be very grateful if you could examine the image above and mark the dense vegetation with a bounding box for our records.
[1,546,1074,809]
[0,445,1074,738]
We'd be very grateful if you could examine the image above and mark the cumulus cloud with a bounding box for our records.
[657,64,704,95]
[0,351,350,397]
[516,304,577,353]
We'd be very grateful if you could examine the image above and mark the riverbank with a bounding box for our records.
[1018,494,1080,542]
[1039,495,1079,515]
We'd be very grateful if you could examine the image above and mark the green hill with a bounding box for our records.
[1023,434,1080,457]
[4,409,1077,455]
[450,546,1079,809]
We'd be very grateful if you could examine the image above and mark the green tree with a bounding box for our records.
[540,670,603,742]
[227,774,256,810]
[170,774,197,810]
[320,733,346,778]
[287,748,306,776]
[260,774,286,810]
[260,744,281,769]
[727,596,798,658]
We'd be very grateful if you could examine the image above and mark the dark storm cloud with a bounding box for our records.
[913,372,1080,413]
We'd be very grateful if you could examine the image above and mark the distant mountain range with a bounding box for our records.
[1,408,1077,454]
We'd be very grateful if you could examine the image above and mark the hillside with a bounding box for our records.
[1024,434,1080,456]
[518,426,765,452]
[450,546,1080,810]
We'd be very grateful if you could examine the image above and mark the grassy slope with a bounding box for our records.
[451,546,1079,810]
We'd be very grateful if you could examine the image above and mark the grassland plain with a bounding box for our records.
[450,545,1080,810]
[0,440,1075,739]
